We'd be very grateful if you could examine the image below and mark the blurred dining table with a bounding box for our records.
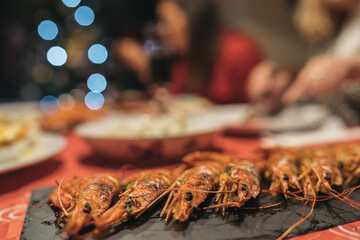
[0,132,360,240]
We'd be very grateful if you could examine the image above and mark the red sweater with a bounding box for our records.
[169,30,262,104]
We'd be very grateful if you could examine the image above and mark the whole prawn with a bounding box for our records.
[48,174,119,219]
[94,168,181,233]
[48,175,98,215]
[333,143,360,185]
[278,150,344,240]
[61,174,121,237]
[263,147,300,197]
[160,162,221,222]
[207,160,260,216]
[298,149,342,198]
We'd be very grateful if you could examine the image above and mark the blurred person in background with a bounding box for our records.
[250,0,360,122]
[116,0,263,104]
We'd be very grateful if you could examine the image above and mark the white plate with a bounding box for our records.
[254,104,329,132]
[217,104,330,133]
[199,104,251,127]
[0,133,66,174]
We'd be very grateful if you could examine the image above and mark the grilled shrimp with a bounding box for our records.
[263,148,300,196]
[160,163,221,222]
[94,169,177,233]
[209,160,260,216]
[333,143,360,185]
[48,175,98,213]
[299,150,342,198]
[62,174,121,236]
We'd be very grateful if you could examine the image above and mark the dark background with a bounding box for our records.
[0,0,308,102]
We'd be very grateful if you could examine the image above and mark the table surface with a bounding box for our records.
[0,133,359,240]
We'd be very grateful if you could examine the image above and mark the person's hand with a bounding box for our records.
[115,38,150,83]
[247,60,292,114]
[282,55,357,104]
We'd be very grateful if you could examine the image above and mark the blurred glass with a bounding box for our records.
[143,22,172,85]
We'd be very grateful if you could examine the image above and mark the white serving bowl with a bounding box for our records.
[75,113,223,164]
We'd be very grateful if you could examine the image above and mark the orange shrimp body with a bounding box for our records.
[264,148,300,195]
[48,175,101,213]
[212,160,260,216]
[334,144,360,185]
[299,150,342,198]
[182,151,235,166]
[62,174,120,236]
[94,169,174,233]
[160,163,221,222]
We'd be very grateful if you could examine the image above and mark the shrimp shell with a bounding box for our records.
[264,148,300,195]
[48,174,118,215]
[212,160,260,215]
[333,144,360,185]
[299,150,342,198]
[62,174,120,236]
[94,169,175,233]
[182,151,235,166]
[160,163,221,222]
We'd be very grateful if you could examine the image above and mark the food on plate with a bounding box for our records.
[107,114,188,138]
[115,95,212,116]
[0,121,38,162]
[44,146,360,239]
[262,144,360,240]
[47,152,261,237]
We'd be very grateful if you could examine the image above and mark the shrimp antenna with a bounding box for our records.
[328,189,360,210]
[57,177,69,216]
[277,176,316,240]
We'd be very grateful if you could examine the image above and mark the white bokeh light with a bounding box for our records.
[88,44,108,64]
[85,92,105,110]
[74,6,95,26]
[87,73,107,92]
[47,46,67,66]
[62,0,81,8]
[40,95,60,114]
[38,20,58,41]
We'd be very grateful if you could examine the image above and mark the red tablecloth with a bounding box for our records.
[0,133,359,240]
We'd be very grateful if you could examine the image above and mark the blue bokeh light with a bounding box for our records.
[47,46,67,66]
[85,92,105,110]
[40,95,60,114]
[88,44,108,64]
[62,0,81,8]
[74,6,95,26]
[87,73,107,92]
[38,20,58,41]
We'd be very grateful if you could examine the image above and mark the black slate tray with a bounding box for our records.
[21,185,360,240]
